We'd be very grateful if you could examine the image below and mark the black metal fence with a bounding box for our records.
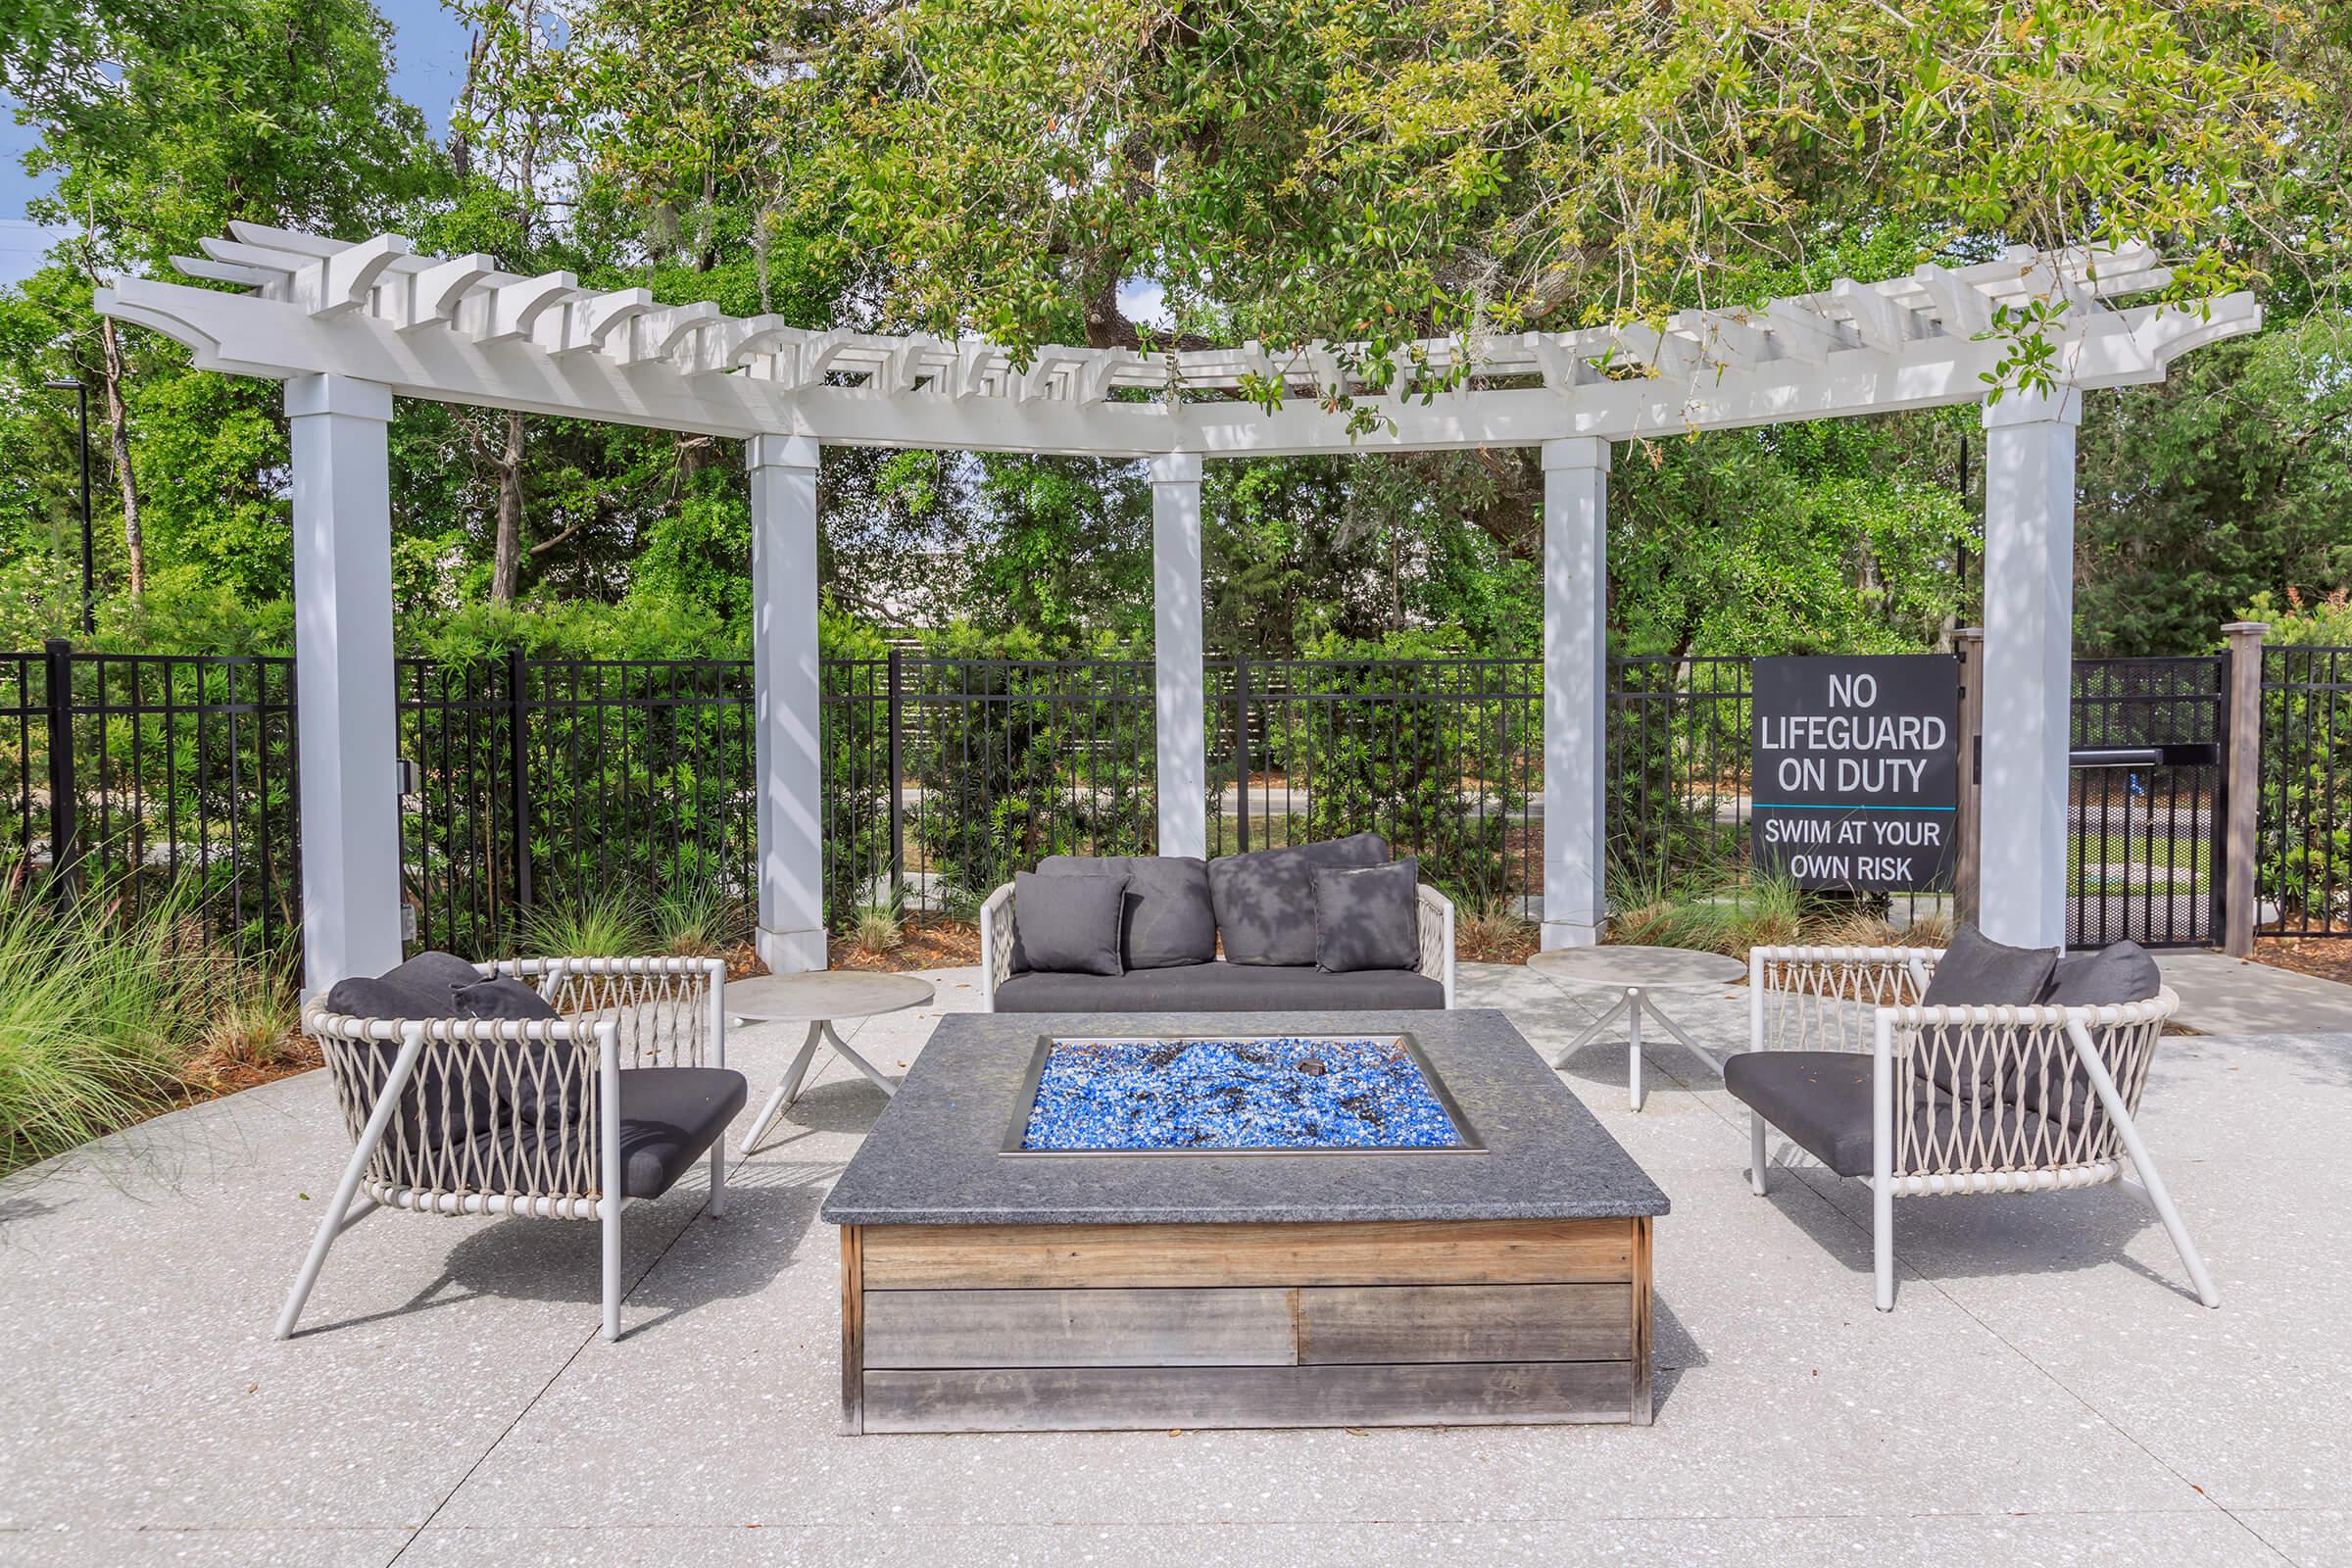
[2258,645,2352,936]
[0,641,301,961]
[8,641,2339,962]
[2067,656,2224,949]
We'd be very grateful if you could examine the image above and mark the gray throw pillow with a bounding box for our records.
[1209,832,1391,966]
[1012,869,1127,976]
[1034,855,1215,970]
[322,950,479,1020]
[1314,858,1422,973]
[2042,939,2161,1007]
[2025,939,2163,1130]
[1920,924,2059,1106]
[318,952,495,1147]
[455,976,563,1021]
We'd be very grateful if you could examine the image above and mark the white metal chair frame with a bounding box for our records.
[278,955,728,1343]
[1743,944,2218,1313]
[978,880,1456,1009]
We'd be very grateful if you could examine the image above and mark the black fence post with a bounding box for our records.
[887,647,905,911]
[1233,651,1250,853]
[508,645,533,913]
[43,638,77,903]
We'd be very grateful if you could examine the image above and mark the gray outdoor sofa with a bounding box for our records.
[981,834,1455,1012]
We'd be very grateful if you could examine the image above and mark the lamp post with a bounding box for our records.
[43,377,93,635]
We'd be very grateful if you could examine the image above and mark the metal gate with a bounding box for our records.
[2066,656,2226,949]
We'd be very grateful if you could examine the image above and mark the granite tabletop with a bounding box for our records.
[819,1009,1671,1227]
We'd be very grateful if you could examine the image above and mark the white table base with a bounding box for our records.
[741,1018,900,1153]
[1551,985,1726,1111]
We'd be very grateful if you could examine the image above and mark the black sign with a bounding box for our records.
[1751,656,1959,892]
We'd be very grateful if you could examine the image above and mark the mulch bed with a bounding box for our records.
[827,917,983,974]
[2252,936,2352,988]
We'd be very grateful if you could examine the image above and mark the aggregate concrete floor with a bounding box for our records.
[2,962,2346,1567]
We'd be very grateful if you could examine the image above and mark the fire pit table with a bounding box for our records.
[821,1008,1669,1435]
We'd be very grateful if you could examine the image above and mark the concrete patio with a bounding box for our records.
[2,963,2346,1568]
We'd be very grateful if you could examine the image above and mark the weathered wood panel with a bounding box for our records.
[1630,1215,1653,1426]
[840,1226,864,1435]
[860,1360,1636,1434]
[858,1218,1637,1291]
[1295,1283,1631,1365]
[864,1288,1299,1369]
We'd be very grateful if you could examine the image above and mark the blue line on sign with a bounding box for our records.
[1752,803,1955,810]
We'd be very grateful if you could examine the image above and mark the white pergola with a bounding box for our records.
[97,224,2259,990]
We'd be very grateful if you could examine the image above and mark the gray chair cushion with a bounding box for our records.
[1314,858,1421,973]
[1208,832,1390,966]
[1920,924,2059,1103]
[1724,1051,2060,1179]
[454,976,562,1021]
[1012,869,1127,976]
[993,959,1443,1013]
[468,1066,747,1200]
[1033,855,1216,970]
[2026,939,2163,1129]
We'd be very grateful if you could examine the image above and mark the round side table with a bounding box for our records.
[728,971,934,1152]
[1526,946,1748,1110]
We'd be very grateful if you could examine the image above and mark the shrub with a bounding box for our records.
[1290,631,1533,906]
[0,881,213,1175]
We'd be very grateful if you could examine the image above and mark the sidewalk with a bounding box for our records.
[2156,950,2352,1035]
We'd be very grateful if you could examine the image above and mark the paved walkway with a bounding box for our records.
[2158,951,2352,1036]
[2,963,2346,1566]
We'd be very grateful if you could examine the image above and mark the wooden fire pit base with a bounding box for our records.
[841,1215,1652,1434]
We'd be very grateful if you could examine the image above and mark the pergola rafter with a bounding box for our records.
[106,224,2253,456]
[93,227,2261,991]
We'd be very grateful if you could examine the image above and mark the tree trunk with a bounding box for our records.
[490,410,524,601]
[97,317,144,598]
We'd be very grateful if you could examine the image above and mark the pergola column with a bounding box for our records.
[1979,386,2082,949]
[1542,436,1611,949]
[1152,451,1207,858]
[287,373,402,993]
[748,433,827,972]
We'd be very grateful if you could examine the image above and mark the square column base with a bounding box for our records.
[758,924,829,974]
[1542,920,1603,951]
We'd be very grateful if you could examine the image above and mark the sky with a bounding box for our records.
[0,0,474,287]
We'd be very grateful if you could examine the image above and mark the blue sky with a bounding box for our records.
[0,0,473,286]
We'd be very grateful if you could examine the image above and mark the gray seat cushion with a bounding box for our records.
[993,959,1443,1013]
[1725,1051,2061,1178]
[1209,832,1390,966]
[468,1065,746,1199]
[1012,869,1127,976]
[1033,855,1216,970]
[1314,858,1421,972]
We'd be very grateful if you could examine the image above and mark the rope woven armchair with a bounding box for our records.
[1733,942,2218,1313]
[279,955,742,1343]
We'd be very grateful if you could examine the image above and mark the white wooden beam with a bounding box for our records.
[1979,386,2082,949]
[295,233,412,318]
[95,270,2258,457]
[747,432,827,973]
[402,253,499,331]
[1542,436,1611,950]
[1151,451,1206,859]
[286,373,402,992]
